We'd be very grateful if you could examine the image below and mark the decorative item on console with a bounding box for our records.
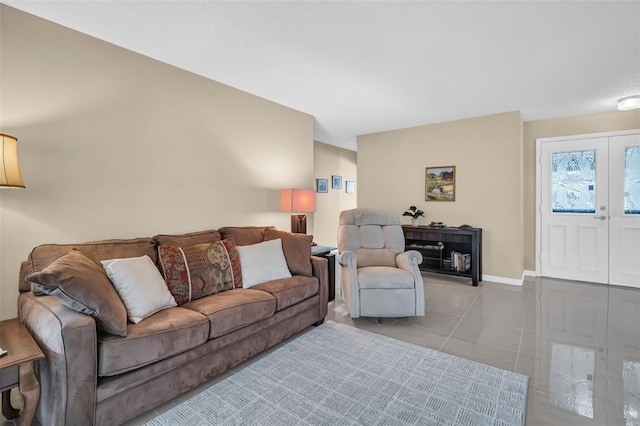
[403,205,425,227]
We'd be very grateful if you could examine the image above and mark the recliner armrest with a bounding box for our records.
[339,251,357,268]
[396,250,423,273]
[396,250,426,316]
[338,251,361,317]
[396,250,423,283]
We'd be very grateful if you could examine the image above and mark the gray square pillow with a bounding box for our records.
[26,249,128,336]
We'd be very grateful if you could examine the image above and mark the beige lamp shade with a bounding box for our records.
[0,134,25,188]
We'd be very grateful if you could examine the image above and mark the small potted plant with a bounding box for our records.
[403,205,424,227]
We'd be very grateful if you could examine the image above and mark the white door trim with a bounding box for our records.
[535,129,640,277]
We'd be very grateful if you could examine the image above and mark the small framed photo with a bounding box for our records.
[332,175,342,189]
[316,178,328,193]
[346,181,355,194]
[425,166,455,201]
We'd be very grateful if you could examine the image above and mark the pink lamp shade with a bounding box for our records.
[280,188,316,213]
[280,189,316,233]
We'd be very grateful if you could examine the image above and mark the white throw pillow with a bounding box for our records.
[101,255,177,324]
[237,238,292,288]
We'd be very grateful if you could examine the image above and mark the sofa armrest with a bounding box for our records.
[311,256,329,320]
[18,292,97,426]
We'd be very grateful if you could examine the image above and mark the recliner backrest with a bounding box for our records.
[338,208,405,267]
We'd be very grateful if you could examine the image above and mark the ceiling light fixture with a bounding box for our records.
[618,95,640,111]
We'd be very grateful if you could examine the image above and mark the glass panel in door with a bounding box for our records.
[624,147,640,215]
[552,150,596,213]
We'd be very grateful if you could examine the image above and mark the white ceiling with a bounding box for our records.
[3,1,639,151]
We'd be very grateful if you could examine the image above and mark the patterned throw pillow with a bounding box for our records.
[157,238,242,305]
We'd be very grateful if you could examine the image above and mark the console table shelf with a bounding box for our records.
[402,225,482,286]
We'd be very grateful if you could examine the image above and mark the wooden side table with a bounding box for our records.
[312,245,337,302]
[0,319,44,426]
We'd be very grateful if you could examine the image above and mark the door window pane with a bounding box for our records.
[552,150,596,213]
[625,147,640,215]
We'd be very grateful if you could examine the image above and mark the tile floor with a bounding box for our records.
[2,273,639,425]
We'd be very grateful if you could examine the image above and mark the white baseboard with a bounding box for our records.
[482,275,523,286]
[482,270,536,287]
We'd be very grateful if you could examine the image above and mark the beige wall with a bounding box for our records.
[358,111,524,281]
[0,6,314,319]
[313,141,357,247]
[357,108,640,281]
[523,110,640,270]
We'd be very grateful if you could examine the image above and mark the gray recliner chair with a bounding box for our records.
[337,208,425,319]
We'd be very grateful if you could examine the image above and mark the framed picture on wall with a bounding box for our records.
[346,181,355,194]
[332,175,342,189]
[316,178,328,193]
[425,166,455,201]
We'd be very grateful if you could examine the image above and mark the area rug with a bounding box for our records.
[145,321,528,425]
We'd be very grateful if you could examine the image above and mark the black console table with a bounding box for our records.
[402,226,482,286]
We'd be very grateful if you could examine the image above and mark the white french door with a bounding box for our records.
[540,137,609,283]
[538,131,640,288]
[609,134,640,287]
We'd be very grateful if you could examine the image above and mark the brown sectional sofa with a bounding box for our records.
[17,226,329,426]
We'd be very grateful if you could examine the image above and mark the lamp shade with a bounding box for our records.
[280,188,316,213]
[0,134,25,188]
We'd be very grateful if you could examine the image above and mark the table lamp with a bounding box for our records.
[0,134,25,188]
[280,188,316,234]
[0,134,25,358]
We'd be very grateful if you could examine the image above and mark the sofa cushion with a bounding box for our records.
[181,289,276,338]
[251,275,319,312]
[264,229,313,277]
[25,249,128,337]
[237,239,291,288]
[101,255,177,324]
[157,239,242,305]
[28,237,157,275]
[152,229,222,247]
[97,307,209,377]
[218,226,276,246]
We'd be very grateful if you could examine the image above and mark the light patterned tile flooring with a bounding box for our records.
[2,273,638,425]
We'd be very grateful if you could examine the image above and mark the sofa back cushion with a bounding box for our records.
[157,239,242,305]
[152,229,222,248]
[25,249,128,336]
[264,229,313,277]
[218,226,276,246]
[28,237,157,275]
[22,237,157,293]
